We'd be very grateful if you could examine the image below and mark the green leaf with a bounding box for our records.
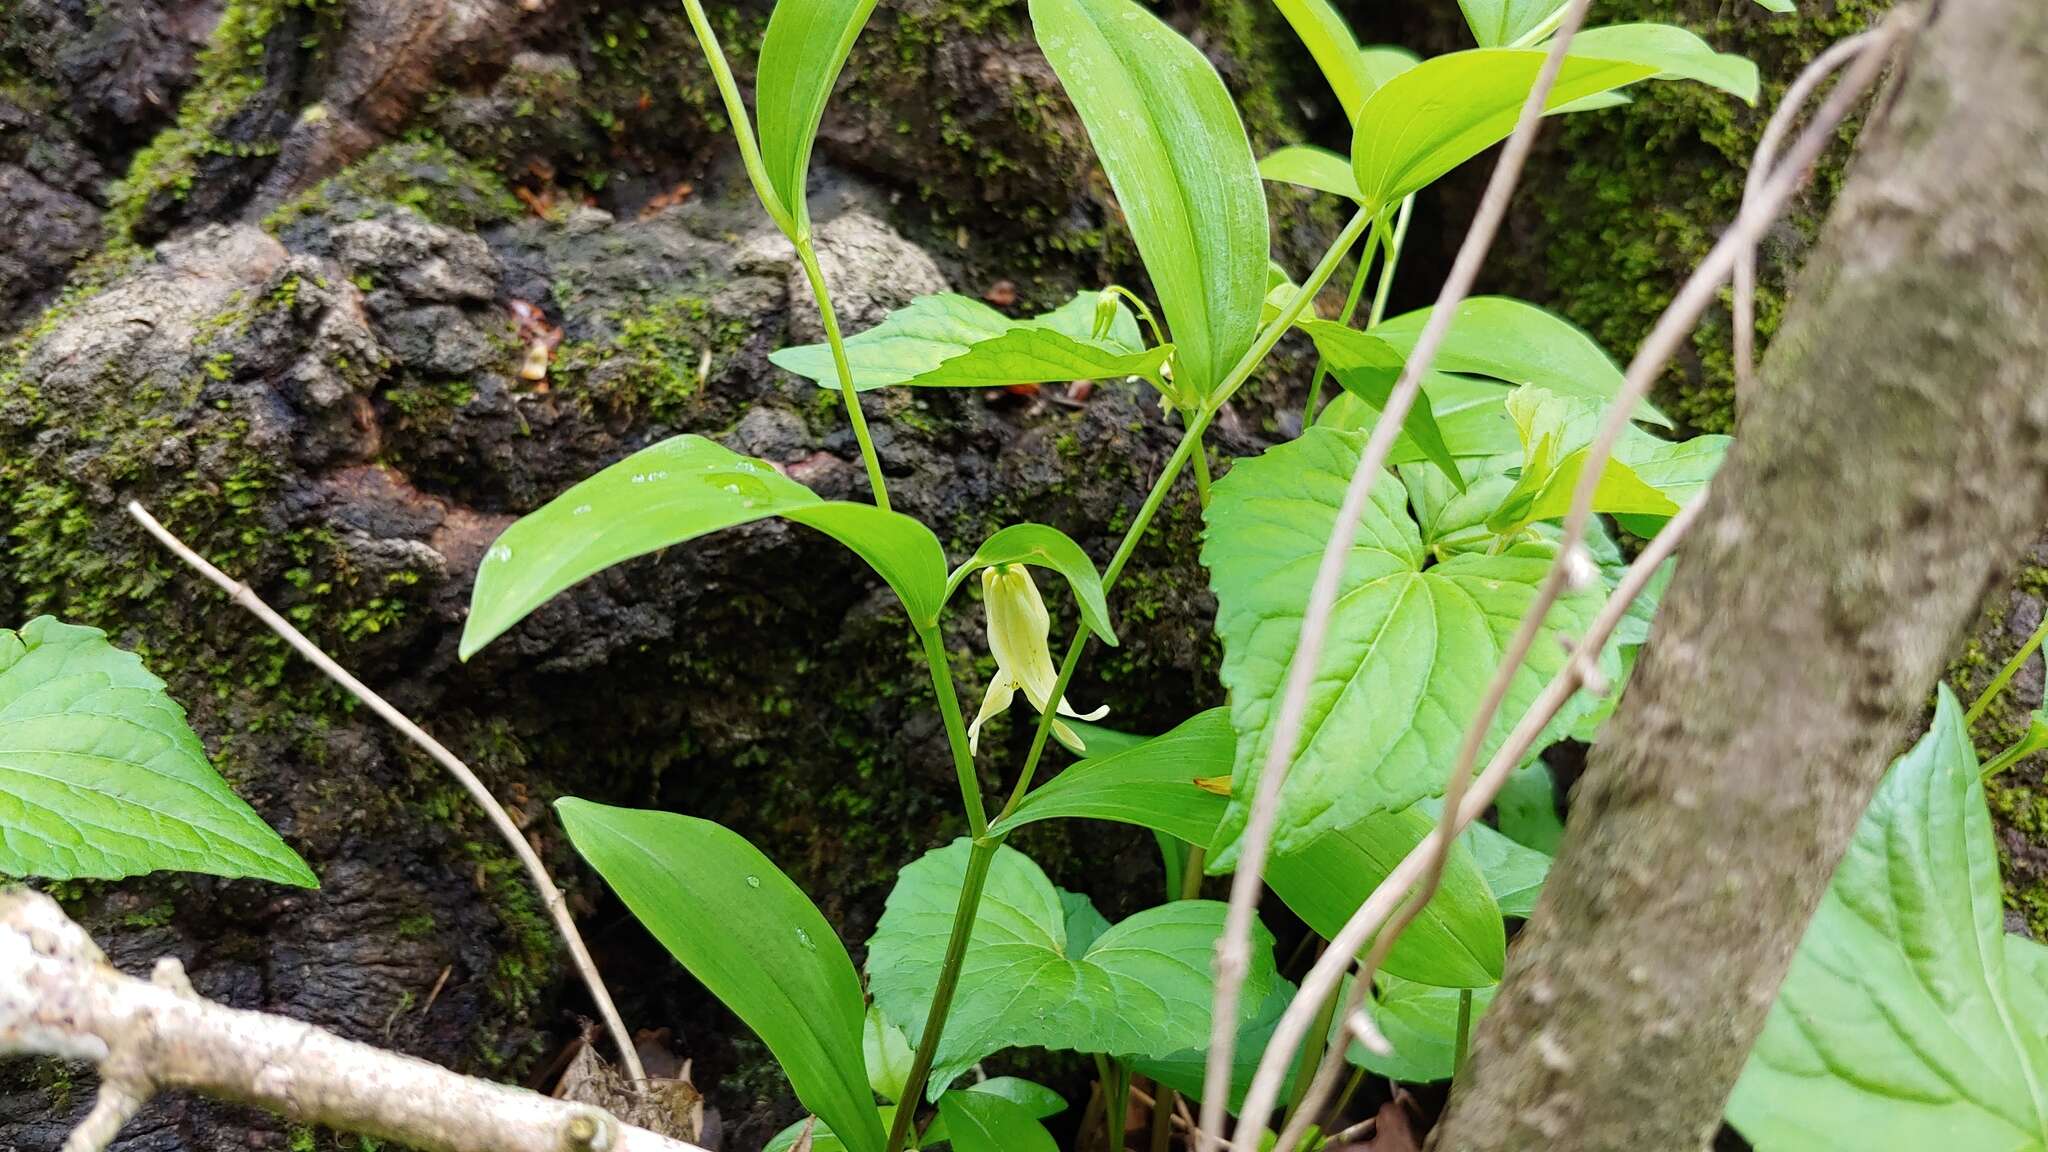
[1728,687,2048,1151]
[1258,145,1363,201]
[993,708,1232,844]
[461,435,950,656]
[1129,980,1298,1117]
[1267,804,1506,988]
[0,617,315,887]
[864,1005,915,1103]
[1202,428,1609,864]
[755,0,881,230]
[1319,375,1521,467]
[1058,718,1154,759]
[1752,0,1795,12]
[922,1080,1068,1148]
[934,1092,1059,1152]
[866,840,1278,1096]
[769,293,1166,393]
[1447,806,1551,919]
[1350,50,1657,208]
[1357,46,1421,94]
[1485,388,1727,536]
[1348,975,1494,1082]
[1267,0,1371,121]
[1299,320,1464,486]
[1494,761,1564,854]
[1457,0,1565,47]
[765,1118,851,1152]
[556,800,885,1152]
[1031,0,1268,396]
[1369,297,1670,426]
[1571,23,1760,102]
[953,523,1117,646]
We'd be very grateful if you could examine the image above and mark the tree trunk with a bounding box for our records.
[1430,1,2048,1149]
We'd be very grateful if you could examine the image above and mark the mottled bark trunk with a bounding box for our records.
[1431,2,2048,1149]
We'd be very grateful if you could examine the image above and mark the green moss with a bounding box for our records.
[1498,0,1891,434]
[553,293,749,427]
[263,140,523,235]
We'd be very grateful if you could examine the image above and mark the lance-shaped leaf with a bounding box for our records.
[0,617,315,887]
[1457,0,1566,47]
[1728,687,2048,1152]
[1031,0,1267,397]
[1259,145,1364,201]
[866,840,1278,1096]
[770,292,1164,392]
[1485,388,1729,536]
[1319,375,1521,466]
[1202,428,1609,864]
[1299,320,1464,486]
[1350,49,1657,208]
[997,709,1507,988]
[755,0,881,230]
[1268,0,1373,121]
[558,800,885,1152]
[951,523,1117,646]
[1569,24,1759,103]
[1370,296,1670,426]
[461,435,949,656]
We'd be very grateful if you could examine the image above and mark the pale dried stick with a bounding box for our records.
[1232,17,1911,1139]
[126,501,646,1088]
[0,890,702,1152]
[1734,29,1882,404]
[1198,1,1599,1146]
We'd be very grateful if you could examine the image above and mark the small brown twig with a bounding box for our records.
[125,501,646,1088]
[1200,3,1600,1145]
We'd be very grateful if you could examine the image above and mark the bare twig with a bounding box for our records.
[1734,29,1883,406]
[1231,18,1912,1139]
[0,890,702,1152]
[125,501,646,1088]
[1200,3,1599,1147]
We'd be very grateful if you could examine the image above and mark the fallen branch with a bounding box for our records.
[125,501,646,1087]
[0,889,705,1152]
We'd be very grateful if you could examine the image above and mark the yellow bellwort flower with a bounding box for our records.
[968,564,1107,754]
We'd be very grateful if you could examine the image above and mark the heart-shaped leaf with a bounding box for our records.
[461,435,949,656]
[0,618,315,887]
[866,840,1278,1096]
[1031,0,1267,397]
[558,800,885,1152]
[1727,687,2048,1152]
[1202,427,1609,864]
[770,293,1164,392]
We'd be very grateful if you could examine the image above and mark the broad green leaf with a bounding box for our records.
[953,524,1117,646]
[461,435,949,655]
[764,1118,851,1152]
[1058,718,1153,758]
[755,0,880,230]
[1258,145,1363,201]
[1268,804,1506,988]
[1131,980,1298,1116]
[1348,975,1495,1082]
[934,1092,1059,1152]
[1350,50,1658,208]
[1486,388,1727,535]
[1571,24,1760,102]
[1489,451,1676,536]
[0,617,315,887]
[1357,46,1421,94]
[1753,0,1795,11]
[1457,0,1565,47]
[1447,806,1551,919]
[996,709,1502,987]
[770,293,1165,393]
[864,1005,914,1103]
[1320,376,1521,466]
[921,1079,1068,1148]
[867,840,1278,1096]
[556,800,885,1152]
[1728,687,2048,1151]
[993,708,1232,845]
[1299,320,1464,486]
[1494,761,1565,854]
[1032,0,1268,397]
[1202,428,1608,864]
[1268,0,1372,121]
[1370,297,1670,426]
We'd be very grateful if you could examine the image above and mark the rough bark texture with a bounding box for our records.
[1431,2,2048,1150]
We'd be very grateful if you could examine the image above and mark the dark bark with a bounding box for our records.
[1431,1,2048,1149]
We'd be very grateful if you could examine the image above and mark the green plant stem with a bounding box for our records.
[1967,611,2048,727]
[794,241,894,511]
[884,210,1373,1149]
[1454,987,1475,1075]
[1367,197,1415,329]
[1302,228,1379,427]
[885,835,998,1152]
[1096,1054,1130,1150]
[919,626,988,836]
[672,0,791,236]
[1331,1063,1368,1120]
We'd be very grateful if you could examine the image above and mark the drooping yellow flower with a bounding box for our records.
[968,564,1107,754]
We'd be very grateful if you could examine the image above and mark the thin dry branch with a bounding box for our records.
[0,890,703,1152]
[125,501,645,1087]
[1229,17,1913,1142]
[1197,4,1599,1145]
